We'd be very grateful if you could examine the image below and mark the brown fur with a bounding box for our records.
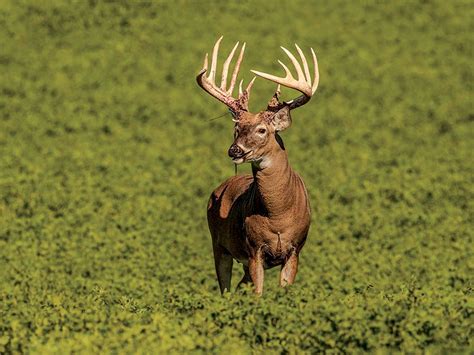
[197,38,318,295]
[207,109,311,295]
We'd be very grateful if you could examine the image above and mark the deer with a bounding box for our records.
[197,36,319,295]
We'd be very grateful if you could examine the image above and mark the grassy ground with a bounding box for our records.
[0,0,472,353]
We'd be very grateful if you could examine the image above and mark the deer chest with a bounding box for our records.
[243,214,310,264]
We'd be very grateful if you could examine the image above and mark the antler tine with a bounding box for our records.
[277,60,293,79]
[295,44,311,84]
[281,46,305,82]
[221,41,240,90]
[311,48,319,93]
[228,42,245,95]
[238,76,256,99]
[209,36,223,83]
[237,77,256,111]
[201,53,209,72]
[246,76,256,96]
[251,45,319,110]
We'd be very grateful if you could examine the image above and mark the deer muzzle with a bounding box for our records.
[228,144,244,159]
[228,144,252,163]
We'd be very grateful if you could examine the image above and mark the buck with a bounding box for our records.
[197,36,319,295]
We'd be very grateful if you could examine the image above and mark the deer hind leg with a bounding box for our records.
[236,265,252,290]
[213,244,233,294]
[280,249,298,287]
[249,247,265,295]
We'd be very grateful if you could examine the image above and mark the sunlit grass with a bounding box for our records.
[0,0,472,352]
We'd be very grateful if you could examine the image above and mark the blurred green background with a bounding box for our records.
[0,0,472,353]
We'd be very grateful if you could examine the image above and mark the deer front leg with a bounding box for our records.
[249,247,264,295]
[280,249,298,287]
[213,244,233,294]
[236,265,252,290]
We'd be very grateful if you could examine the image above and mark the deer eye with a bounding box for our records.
[257,128,266,134]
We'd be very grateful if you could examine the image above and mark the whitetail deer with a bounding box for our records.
[197,36,319,295]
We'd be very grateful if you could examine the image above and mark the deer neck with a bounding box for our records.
[251,142,296,217]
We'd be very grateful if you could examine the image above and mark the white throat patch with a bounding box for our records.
[254,156,272,169]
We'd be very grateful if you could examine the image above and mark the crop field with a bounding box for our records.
[0,0,472,353]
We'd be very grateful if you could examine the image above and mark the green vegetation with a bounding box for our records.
[0,0,472,353]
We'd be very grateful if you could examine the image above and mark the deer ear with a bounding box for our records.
[270,106,292,132]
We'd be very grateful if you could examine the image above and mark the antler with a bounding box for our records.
[251,44,319,110]
[196,36,256,114]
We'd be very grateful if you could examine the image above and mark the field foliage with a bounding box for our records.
[0,0,472,353]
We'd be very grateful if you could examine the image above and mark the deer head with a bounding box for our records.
[197,36,319,168]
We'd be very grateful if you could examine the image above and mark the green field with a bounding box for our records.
[0,0,472,353]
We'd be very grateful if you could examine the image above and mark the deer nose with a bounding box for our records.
[228,144,244,158]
